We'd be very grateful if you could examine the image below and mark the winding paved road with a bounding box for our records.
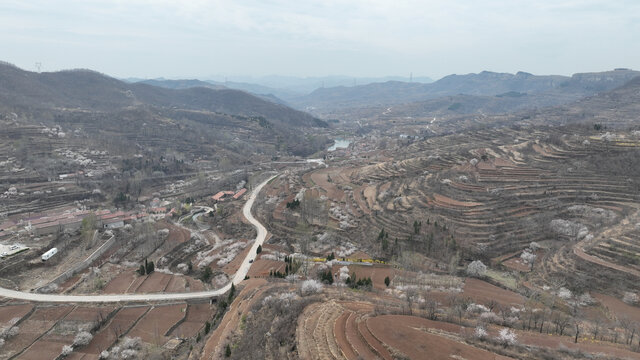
[0,174,278,303]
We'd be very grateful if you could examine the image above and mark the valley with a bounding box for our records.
[0,62,639,360]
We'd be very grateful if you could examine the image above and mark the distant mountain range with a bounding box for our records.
[289,69,640,114]
[127,75,433,104]
[210,75,434,94]
[0,62,326,128]
[521,74,640,128]
[0,61,329,157]
[130,70,639,117]
[136,79,291,106]
[423,73,640,135]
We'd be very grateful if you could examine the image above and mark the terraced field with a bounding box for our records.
[295,295,640,360]
[0,301,215,359]
[296,299,515,360]
[269,126,640,290]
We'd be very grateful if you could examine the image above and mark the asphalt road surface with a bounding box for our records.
[0,174,278,303]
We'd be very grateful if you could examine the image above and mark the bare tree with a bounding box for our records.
[552,312,571,336]
[620,319,638,345]
[573,319,581,344]
[424,296,438,320]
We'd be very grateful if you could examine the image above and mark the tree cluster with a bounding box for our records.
[136,258,154,275]
[345,272,372,290]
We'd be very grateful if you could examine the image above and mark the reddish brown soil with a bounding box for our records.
[58,273,83,292]
[574,245,640,278]
[593,293,640,323]
[310,168,345,201]
[332,264,396,290]
[17,333,73,360]
[500,249,543,272]
[164,274,187,292]
[81,306,149,355]
[513,326,640,359]
[201,279,270,360]
[127,304,186,345]
[26,306,74,321]
[186,277,204,292]
[272,194,294,221]
[247,259,285,277]
[463,278,524,306]
[104,270,196,294]
[66,353,98,360]
[171,303,213,338]
[0,303,33,323]
[357,318,392,359]
[134,272,172,293]
[65,306,116,322]
[262,243,288,253]
[433,193,482,207]
[346,251,372,260]
[333,311,358,359]
[367,315,513,360]
[126,272,148,293]
[164,222,191,245]
[502,257,531,272]
[352,185,371,215]
[340,301,376,313]
[149,222,192,261]
[102,270,136,294]
[494,157,516,167]
[2,306,73,357]
[221,242,252,276]
[343,310,378,359]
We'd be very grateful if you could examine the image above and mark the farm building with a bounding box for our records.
[32,221,61,236]
[212,191,235,202]
[103,218,124,229]
[212,189,247,202]
[58,217,83,232]
[233,188,247,199]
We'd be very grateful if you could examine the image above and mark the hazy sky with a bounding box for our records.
[1,0,639,80]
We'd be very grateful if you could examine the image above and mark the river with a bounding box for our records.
[328,138,351,151]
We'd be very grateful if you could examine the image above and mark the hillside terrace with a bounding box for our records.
[0,207,171,237]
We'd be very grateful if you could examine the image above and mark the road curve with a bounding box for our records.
[0,174,278,303]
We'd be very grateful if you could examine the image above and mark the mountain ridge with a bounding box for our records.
[0,62,326,129]
[290,69,640,113]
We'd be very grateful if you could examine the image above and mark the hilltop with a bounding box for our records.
[291,69,640,114]
[0,62,329,159]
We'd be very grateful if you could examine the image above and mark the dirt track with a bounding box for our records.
[200,278,270,360]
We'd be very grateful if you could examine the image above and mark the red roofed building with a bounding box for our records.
[212,191,236,202]
[212,191,226,201]
[233,188,247,199]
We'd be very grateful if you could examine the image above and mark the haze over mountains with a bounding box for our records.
[2,60,640,360]
[292,69,640,114]
[0,61,329,158]
[134,75,433,107]
[522,74,640,128]
[0,62,323,127]
[132,74,433,98]
[130,69,639,120]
